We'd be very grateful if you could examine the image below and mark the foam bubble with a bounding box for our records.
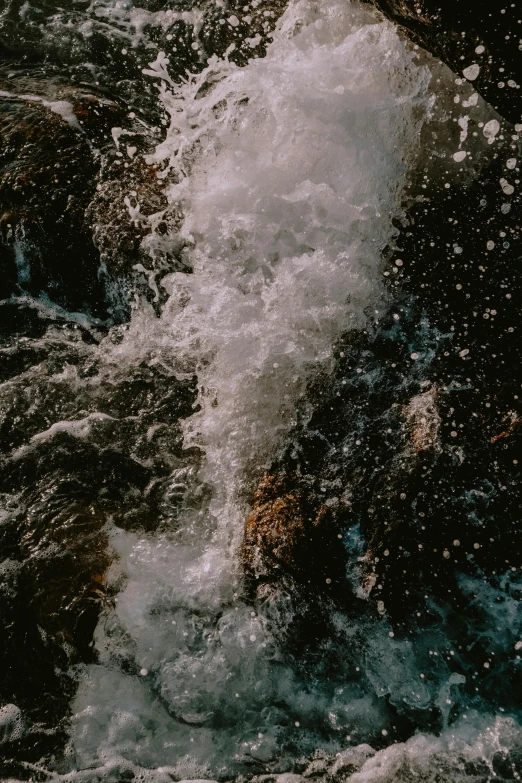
[462,63,480,81]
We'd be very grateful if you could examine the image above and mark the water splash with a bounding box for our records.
[68,0,434,775]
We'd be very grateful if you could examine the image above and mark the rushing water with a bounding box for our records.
[71,0,429,770]
[1,0,522,781]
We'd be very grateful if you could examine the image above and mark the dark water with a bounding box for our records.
[1,1,522,781]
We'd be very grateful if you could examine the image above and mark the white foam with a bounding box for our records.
[69,0,432,773]
[348,714,522,782]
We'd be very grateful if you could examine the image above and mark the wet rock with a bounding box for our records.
[0,69,166,317]
[491,410,522,444]
[0,8,298,769]
[0,78,102,313]
[199,0,289,67]
[0,2,294,319]
[367,0,522,125]
[241,471,347,589]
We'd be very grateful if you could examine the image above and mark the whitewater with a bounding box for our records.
[2,0,522,781]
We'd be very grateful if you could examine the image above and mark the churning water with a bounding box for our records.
[2,0,522,781]
[68,0,430,773]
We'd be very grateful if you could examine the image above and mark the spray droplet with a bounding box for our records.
[463,63,480,81]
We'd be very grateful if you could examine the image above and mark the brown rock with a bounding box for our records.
[0,69,167,315]
[242,472,347,589]
[242,472,308,577]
